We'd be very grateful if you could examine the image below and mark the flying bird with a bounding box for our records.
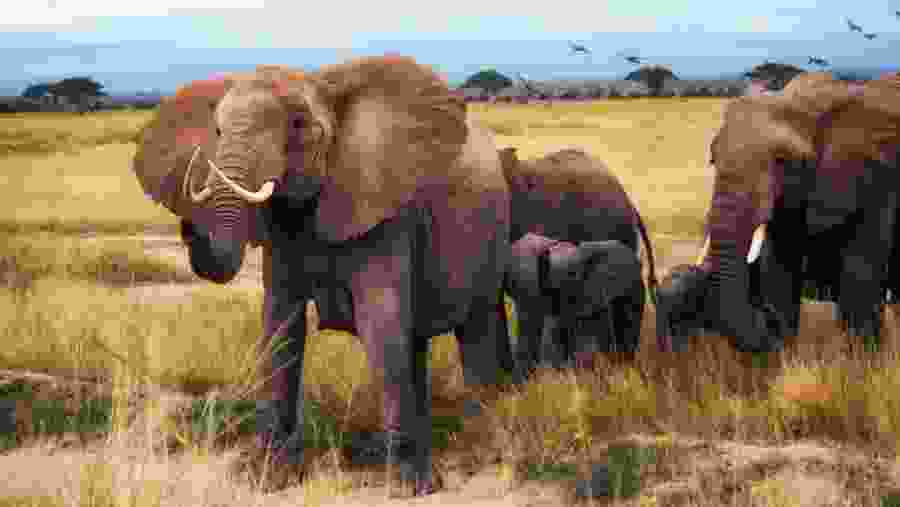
[624,55,646,65]
[808,56,830,66]
[847,18,863,32]
[569,42,591,55]
[864,32,878,39]
[895,10,900,19]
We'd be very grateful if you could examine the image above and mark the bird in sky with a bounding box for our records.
[624,55,646,65]
[864,32,878,39]
[894,10,900,19]
[808,56,830,66]
[847,18,863,32]
[568,42,592,55]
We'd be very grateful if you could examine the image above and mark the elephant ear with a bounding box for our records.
[131,75,233,221]
[781,72,835,97]
[711,84,856,221]
[498,146,519,182]
[307,55,470,241]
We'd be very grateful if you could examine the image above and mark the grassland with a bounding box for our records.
[2,102,900,507]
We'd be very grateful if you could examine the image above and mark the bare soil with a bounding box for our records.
[3,231,898,506]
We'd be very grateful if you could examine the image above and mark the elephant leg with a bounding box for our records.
[507,295,546,379]
[455,289,516,388]
[613,278,645,354]
[569,313,611,370]
[253,246,310,467]
[837,192,897,349]
[539,313,568,369]
[757,226,804,339]
[350,247,434,495]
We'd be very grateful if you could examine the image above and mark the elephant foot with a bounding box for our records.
[843,308,883,352]
[346,431,440,496]
[573,464,612,498]
[346,430,415,466]
[230,431,305,492]
[731,304,786,354]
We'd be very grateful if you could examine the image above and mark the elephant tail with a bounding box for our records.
[635,212,658,306]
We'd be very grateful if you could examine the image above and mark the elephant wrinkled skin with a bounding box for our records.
[132,56,516,495]
[499,148,657,378]
[509,234,644,370]
[657,72,900,354]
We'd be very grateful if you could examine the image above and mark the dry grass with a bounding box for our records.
[1,101,900,506]
[0,143,177,235]
[0,111,152,157]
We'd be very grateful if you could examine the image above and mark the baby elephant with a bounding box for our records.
[509,233,645,371]
[499,147,657,377]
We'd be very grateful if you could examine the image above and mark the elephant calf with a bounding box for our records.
[499,147,658,378]
[508,233,644,370]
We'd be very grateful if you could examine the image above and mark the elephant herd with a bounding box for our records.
[130,56,900,495]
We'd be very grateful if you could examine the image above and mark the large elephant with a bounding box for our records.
[656,72,900,354]
[131,57,516,495]
[498,147,657,378]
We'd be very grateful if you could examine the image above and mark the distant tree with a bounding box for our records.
[744,62,805,91]
[625,65,678,97]
[44,77,108,114]
[833,71,871,82]
[462,69,513,94]
[20,83,52,99]
[47,76,107,100]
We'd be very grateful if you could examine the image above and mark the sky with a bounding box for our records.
[2,0,900,95]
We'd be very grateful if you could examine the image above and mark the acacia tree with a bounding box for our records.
[625,65,678,97]
[462,69,513,95]
[743,62,805,91]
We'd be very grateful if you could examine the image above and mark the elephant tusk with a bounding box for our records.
[695,235,710,266]
[182,145,214,204]
[205,158,276,204]
[693,224,766,266]
[747,224,767,263]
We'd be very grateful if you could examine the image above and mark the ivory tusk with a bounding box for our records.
[205,158,276,204]
[747,224,767,263]
[693,225,767,266]
[694,235,710,266]
[181,145,213,203]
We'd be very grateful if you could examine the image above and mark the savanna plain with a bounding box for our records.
[3,99,900,507]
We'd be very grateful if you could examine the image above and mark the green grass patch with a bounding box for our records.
[28,397,113,436]
[177,397,465,451]
[524,462,579,482]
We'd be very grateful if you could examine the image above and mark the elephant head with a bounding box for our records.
[544,240,641,317]
[657,74,900,352]
[132,56,469,283]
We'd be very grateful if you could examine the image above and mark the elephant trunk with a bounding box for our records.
[197,164,254,284]
[700,190,780,352]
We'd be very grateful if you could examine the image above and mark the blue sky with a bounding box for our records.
[2,0,899,94]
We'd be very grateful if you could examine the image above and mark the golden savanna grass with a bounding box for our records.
[2,101,900,506]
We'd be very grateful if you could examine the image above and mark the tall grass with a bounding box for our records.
[3,102,900,506]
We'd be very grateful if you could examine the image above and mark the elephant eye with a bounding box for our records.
[215,127,222,137]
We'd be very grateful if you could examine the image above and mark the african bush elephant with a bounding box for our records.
[656,72,900,354]
[498,147,657,378]
[508,233,644,371]
[132,56,516,495]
